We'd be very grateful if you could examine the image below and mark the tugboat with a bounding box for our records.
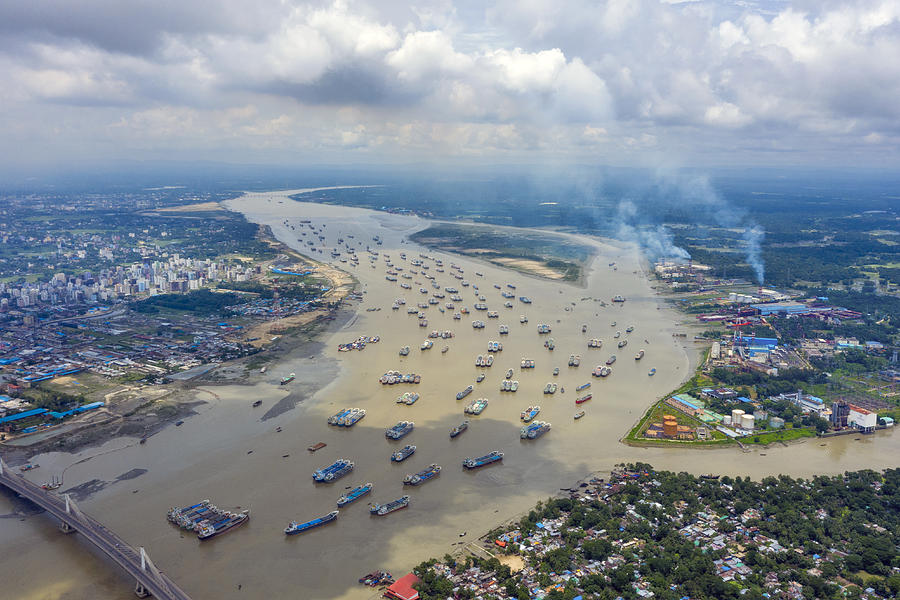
[337,483,373,507]
[370,495,410,516]
[280,373,296,385]
[456,385,474,400]
[476,373,485,382]
[391,445,416,462]
[553,367,559,376]
[285,510,339,534]
[462,451,503,469]
[450,420,469,438]
[574,410,586,420]
[618,339,627,348]
[505,368,514,379]
[403,464,441,486]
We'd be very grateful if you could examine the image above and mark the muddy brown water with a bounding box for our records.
[1,190,896,600]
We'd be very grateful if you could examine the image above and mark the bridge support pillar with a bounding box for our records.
[134,581,150,598]
[58,521,76,534]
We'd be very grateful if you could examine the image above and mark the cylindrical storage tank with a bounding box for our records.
[723,415,732,426]
[741,414,755,430]
[663,416,677,438]
[732,409,745,423]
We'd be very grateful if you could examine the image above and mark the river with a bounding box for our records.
[1,190,896,600]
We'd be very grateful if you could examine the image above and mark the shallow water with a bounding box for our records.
[1,190,896,600]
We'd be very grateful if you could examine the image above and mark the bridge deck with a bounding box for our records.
[0,458,192,600]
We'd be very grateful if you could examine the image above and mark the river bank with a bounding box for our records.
[1,191,897,600]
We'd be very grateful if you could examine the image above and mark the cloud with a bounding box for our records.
[0,0,899,168]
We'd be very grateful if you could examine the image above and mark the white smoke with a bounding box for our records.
[615,200,690,261]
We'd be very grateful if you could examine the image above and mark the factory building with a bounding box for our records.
[847,404,877,433]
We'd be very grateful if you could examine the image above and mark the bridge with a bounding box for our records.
[0,456,193,599]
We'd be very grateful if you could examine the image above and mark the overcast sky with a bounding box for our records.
[1,0,898,172]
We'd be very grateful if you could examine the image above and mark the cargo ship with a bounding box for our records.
[520,406,540,422]
[385,421,414,440]
[574,410,586,420]
[285,510,338,535]
[463,451,503,469]
[391,445,416,462]
[340,408,366,427]
[576,382,591,391]
[635,349,645,360]
[403,464,441,486]
[337,483,373,507]
[197,510,250,540]
[312,459,354,482]
[606,355,617,365]
[520,421,551,439]
[576,394,592,404]
[370,495,410,516]
[280,373,295,385]
[456,385,474,400]
[396,393,419,405]
[464,398,488,415]
[450,420,469,438]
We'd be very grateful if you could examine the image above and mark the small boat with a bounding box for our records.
[420,340,433,350]
[574,410,586,420]
[285,511,339,534]
[403,464,441,485]
[626,326,634,333]
[450,420,469,438]
[476,373,485,382]
[582,324,587,333]
[606,355,617,365]
[281,373,296,385]
[462,451,503,469]
[635,349,645,360]
[442,346,449,353]
[505,368,513,379]
[252,400,263,407]
[19,464,39,472]
[391,445,416,462]
[399,346,410,356]
[649,368,656,376]
[618,339,627,348]
[553,367,559,376]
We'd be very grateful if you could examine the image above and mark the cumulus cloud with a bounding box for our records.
[0,0,898,168]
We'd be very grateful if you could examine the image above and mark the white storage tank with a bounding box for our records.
[732,409,745,424]
[741,414,755,430]
[723,415,732,426]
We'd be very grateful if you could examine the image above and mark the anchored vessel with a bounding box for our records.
[337,483,373,507]
[280,372,296,385]
[197,510,250,540]
[456,385,474,400]
[284,511,339,535]
[463,450,504,469]
[464,398,489,415]
[576,382,591,391]
[635,349,645,360]
[370,495,410,516]
[574,410,586,420]
[391,445,416,462]
[520,406,540,422]
[403,464,442,486]
[385,421,415,440]
[576,394,592,404]
[520,421,551,439]
[450,420,469,438]
[313,459,355,483]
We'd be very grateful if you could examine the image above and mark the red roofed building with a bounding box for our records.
[384,573,421,600]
